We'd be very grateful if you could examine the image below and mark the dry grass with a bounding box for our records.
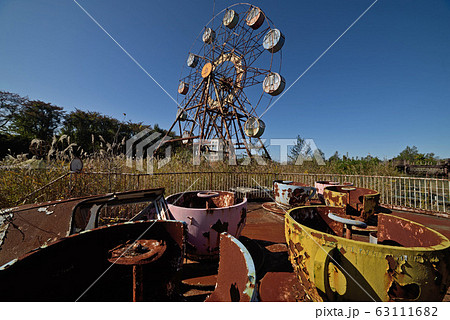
[0,136,401,209]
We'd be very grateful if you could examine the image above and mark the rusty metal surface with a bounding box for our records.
[263,200,322,215]
[382,203,449,218]
[388,209,450,240]
[240,202,286,243]
[108,239,167,265]
[323,186,380,221]
[0,198,83,266]
[377,214,444,247]
[0,220,187,301]
[262,201,286,215]
[285,205,450,301]
[259,272,311,302]
[273,181,317,208]
[315,181,353,203]
[0,188,166,266]
[206,233,256,301]
[166,191,247,259]
[238,202,311,301]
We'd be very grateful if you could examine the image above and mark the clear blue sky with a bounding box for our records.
[1,0,449,160]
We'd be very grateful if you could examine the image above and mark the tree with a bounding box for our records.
[329,151,340,162]
[0,91,26,133]
[62,109,126,153]
[10,100,64,141]
[288,135,325,164]
[396,146,419,162]
[61,109,164,154]
[395,146,437,162]
[288,135,305,163]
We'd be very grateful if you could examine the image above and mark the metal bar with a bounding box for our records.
[164,135,200,143]
[436,179,439,212]
[414,178,417,208]
[408,177,411,208]
[419,179,422,210]
[394,178,397,206]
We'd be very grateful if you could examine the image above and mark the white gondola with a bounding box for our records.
[246,7,265,29]
[244,117,265,138]
[187,53,199,68]
[262,72,285,96]
[223,9,239,29]
[202,28,216,44]
[178,81,189,95]
[263,29,285,53]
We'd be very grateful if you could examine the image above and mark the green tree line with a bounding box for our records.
[0,91,174,158]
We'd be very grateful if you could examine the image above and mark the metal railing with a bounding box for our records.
[16,171,450,215]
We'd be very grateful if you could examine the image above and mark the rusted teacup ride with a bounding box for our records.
[315,181,353,204]
[273,180,317,209]
[285,205,450,302]
[323,186,380,221]
[0,220,187,301]
[166,191,247,260]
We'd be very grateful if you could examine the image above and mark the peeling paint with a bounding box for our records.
[285,205,450,301]
[0,213,13,247]
[0,258,17,271]
[273,181,317,208]
[37,207,54,215]
[323,186,380,221]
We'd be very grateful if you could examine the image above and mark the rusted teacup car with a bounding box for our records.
[314,181,353,203]
[285,205,450,302]
[273,180,317,208]
[323,186,380,221]
[166,191,247,260]
[0,220,187,301]
[0,188,170,266]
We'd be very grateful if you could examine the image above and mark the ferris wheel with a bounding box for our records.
[163,3,286,158]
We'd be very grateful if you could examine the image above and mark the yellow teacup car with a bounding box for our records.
[285,205,450,302]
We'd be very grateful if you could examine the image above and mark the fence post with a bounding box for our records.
[68,172,72,198]
[209,172,213,190]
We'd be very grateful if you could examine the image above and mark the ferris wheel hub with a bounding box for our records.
[201,62,213,78]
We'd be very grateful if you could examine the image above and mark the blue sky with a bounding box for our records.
[0,0,449,160]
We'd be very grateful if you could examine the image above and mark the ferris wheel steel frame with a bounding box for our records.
[158,3,285,160]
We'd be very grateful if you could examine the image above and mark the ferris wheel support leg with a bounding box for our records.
[154,78,207,155]
[153,117,179,155]
[257,137,272,160]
